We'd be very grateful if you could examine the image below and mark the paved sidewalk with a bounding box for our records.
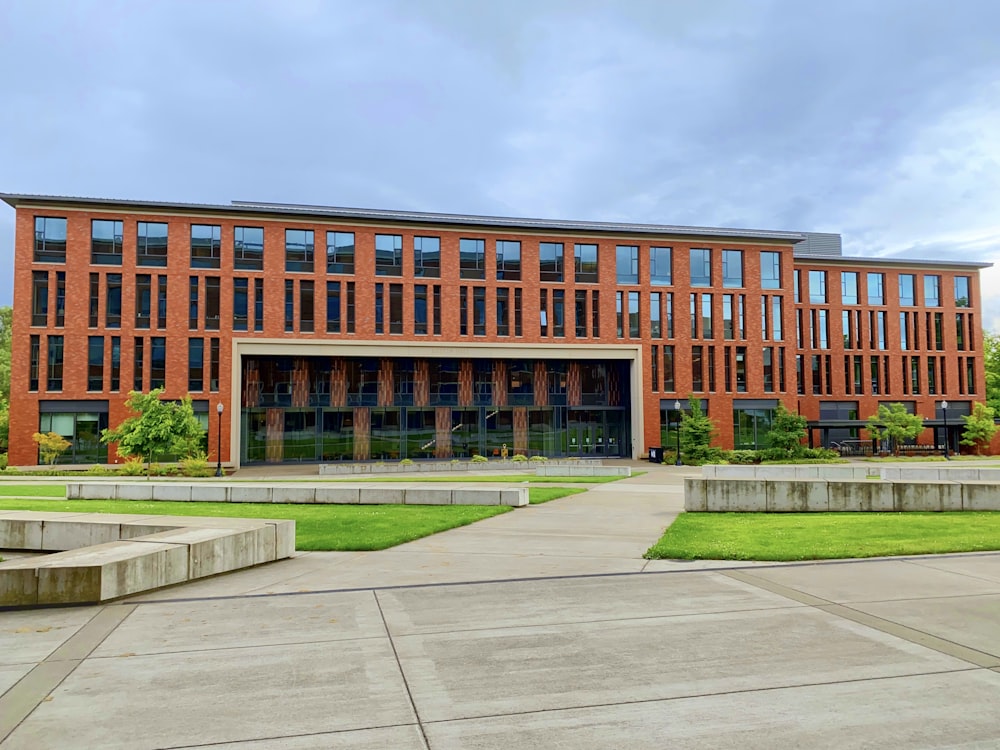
[2,462,999,748]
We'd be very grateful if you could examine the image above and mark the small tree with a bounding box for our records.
[101,389,205,474]
[865,403,924,456]
[33,431,71,465]
[961,402,998,455]
[679,395,718,463]
[766,403,808,457]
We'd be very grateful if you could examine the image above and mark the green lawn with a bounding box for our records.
[645,512,1000,561]
[0,484,66,497]
[0,487,584,550]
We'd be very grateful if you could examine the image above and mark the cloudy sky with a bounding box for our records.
[2,0,999,327]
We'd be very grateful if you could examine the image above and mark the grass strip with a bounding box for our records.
[328,474,626,484]
[0,484,66,497]
[530,487,586,504]
[645,511,1000,561]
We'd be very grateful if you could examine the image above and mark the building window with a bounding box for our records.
[473,287,486,336]
[460,238,486,279]
[31,271,48,327]
[150,337,166,390]
[575,243,598,283]
[415,285,428,335]
[763,347,774,392]
[157,276,167,329]
[692,346,704,391]
[346,282,355,333]
[375,284,385,335]
[701,294,713,339]
[89,219,124,265]
[34,216,67,263]
[540,289,548,336]
[651,345,659,391]
[188,338,204,392]
[324,231,355,274]
[137,222,168,267]
[389,284,403,334]
[285,229,314,273]
[413,236,440,278]
[955,276,971,307]
[106,274,122,329]
[47,335,64,391]
[663,345,675,391]
[110,336,120,391]
[650,292,662,338]
[205,277,220,330]
[808,270,827,304]
[761,251,781,290]
[899,274,916,306]
[234,278,249,331]
[552,289,565,337]
[53,271,65,327]
[134,337,144,391]
[136,274,152,329]
[434,285,442,335]
[867,272,884,305]
[665,292,672,338]
[539,242,564,282]
[284,280,294,332]
[234,226,264,270]
[629,291,640,338]
[794,270,801,303]
[772,297,783,341]
[723,294,734,340]
[496,240,521,280]
[616,245,639,284]
[722,250,743,288]
[88,274,99,327]
[459,287,468,336]
[210,338,220,391]
[924,275,940,307]
[191,224,222,269]
[735,347,747,393]
[615,292,624,337]
[690,248,711,287]
[254,279,264,332]
[841,272,858,305]
[650,247,671,285]
[189,277,199,330]
[514,288,523,336]
[300,280,315,333]
[574,290,587,337]
[327,281,341,333]
[29,335,40,391]
[375,234,403,276]
[498,288,511,337]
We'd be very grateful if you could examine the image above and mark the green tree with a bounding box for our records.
[32,431,71,465]
[865,403,925,456]
[766,403,808,456]
[101,389,205,473]
[961,402,998,455]
[985,331,1000,416]
[679,395,718,463]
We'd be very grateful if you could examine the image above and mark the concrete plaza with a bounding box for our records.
[1,463,999,748]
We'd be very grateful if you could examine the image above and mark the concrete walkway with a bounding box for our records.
[2,461,999,747]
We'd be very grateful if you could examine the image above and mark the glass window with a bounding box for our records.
[326,281,341,333]
[205,277,220,330]
[326,231,355,274]
[415,285,428,335]
[497,240,521,280]
[924,275,940,307]
[91,219,123,265]
[255,278,264,332]
[191,224,221,269]
[110,336,120,391]
[34,217,67,263]
[899,274,916,306]
[650,247,671,285]
[808,270,827,303]
[300,280,315,333]
[867,272,884,305]
[375,234,403,276]
[188,338,204,391]
[106,274,122,328]
[628,291,640,337]
[285,229,314,273]
[473,287,486,336]
[760,251,781,290]
[722,250,743,288]
[616,245,639,284]
[134,337,144,391]
[650,292,662,338]
[552,289,565,337]
[31,271,48,326]
[690,248,711,287]
[284,280,294,332]
[955,276,970,307]
[157,276,167,329]
[234,226,264,270]
[135,274,151,329]
[137,222,168,267]
[575,243,598,283]
[539,242,564,282]
[460,238,486,279]
[55,271,65,327]
[390,284,403,334]
[87,336,104,391]
[47,335,64,391]
[413,236,440,278]
[841,272,858,305]
[233,278,248,331]
[150,337,166,389]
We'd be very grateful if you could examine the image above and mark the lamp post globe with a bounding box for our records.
[216,402,224,477]
[941,400,949,459]
[674,400,682,466]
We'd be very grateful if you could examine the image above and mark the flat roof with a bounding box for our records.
[793,252,992,271]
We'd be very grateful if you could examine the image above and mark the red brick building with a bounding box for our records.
[1,193,991,467]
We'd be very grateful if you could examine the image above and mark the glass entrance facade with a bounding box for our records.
[240,355,631,463]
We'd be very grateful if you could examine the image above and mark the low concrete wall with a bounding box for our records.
[318,459,603,475]
[685,477,1000,512]
[0,511,295,606]
[65,482,529,507]
[534,465,631,477]
[704,464,1000,482]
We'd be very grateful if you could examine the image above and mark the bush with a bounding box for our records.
[723,449,761,464]
[511,454,528,462]
[471,454,489,463]
[0,453,6,470]
[529,455,548,462]
[399,458,414,466]
[179,453,213,477]
[118,458,147,476]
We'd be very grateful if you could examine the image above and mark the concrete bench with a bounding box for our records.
[0,511,295,607]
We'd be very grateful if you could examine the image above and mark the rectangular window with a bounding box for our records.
[539,242,564,282]
[189,277,199,329]
[234,278,249,331]
[300,280,314,333]
[650,246,671,285]
[927,356,937,395]
[899,274,916,306]
[191,224,221,269]
[34,216,67,262]
[205,277,220,330]
[497,288,511,336]
[346,282,355,333]
[763,347,774,392]
[390,283,404,335]
[628,292,640,338]
[47,335,64,391]
[692,346,704,391]
[110,336,120,391]
[909,356,920,395]
[900,312,909,350]
[841,272,858,305]
[663,345,675,391]
[934,312,944,350]
[433,285,442,335]
[91,219,123,265]
[778,347,786,391]
[616,245,639,284]
[575,243,598,283]
[137,222,168,267]
[867,272,884,305]
[794,270,801,303]
[650,292,662,338]
[701,294,713,339]
[591,290,599,338]
[413,236,440,278]
[375,233,403,276]
[136,274,152,329]
[188,338,204,392]
[690,294,698,338]
[106,274,122,328]
[327,281,341,333]
[723,294,734,340]
[955,313,965,351]
[843,310,853,349]
[31,271,48,326]
[254,278,264,332]
[808,270,827,304]
[496,240,521,280]
[722,250,743,288]
[796,354,804,395]
[233,226,264,270]
[514,288,523,336]
[967,357,976,393]
[210,338,220,391]
[690,248,711,287]
[877,311,887,350]
[818,309,829,349]
[285,228,314,273]
[284,279,294,332]
[415,285,428,335]
[157,276,167,329]
[924,275,940,307]
[133,337,144,391]
[54,271,65,327]
[375,283,385,335]
[955,276,971,307]
[812,354,822,395]
[150,337,166,389]
[616,292,624,338]
[708,347,716,392]
[575,290,587,337]
[772,297,783,341]
[30,335,40,391]
[87,337,104,391]
[459,287,468,336]
[761,251,781,289]
[553,289,565,337]
[651,345,659,392]
[540,289,548,336]
[460,238,486,279]
[326,231,355,274]
[735,347,747,393]
[665,292,672,338]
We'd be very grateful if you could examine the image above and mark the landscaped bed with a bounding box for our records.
[645,511,1000,561]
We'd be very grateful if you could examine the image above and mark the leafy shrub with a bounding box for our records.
[32,431,71,465]
[529,455,548,462]
[723,449,761,464]
[0,453,6,470]
[399,458,415,466]
[118,458,147,476]
[471,454,489,463]
[179,453,213,477]
[511,454,528,462]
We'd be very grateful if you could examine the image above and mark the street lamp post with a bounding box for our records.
[216,402,224,477]
[941,400,949,459]
[674,399,683,466]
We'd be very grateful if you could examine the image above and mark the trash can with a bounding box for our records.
[648,446,664,463]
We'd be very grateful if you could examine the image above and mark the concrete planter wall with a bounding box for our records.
[318,459,603,476]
